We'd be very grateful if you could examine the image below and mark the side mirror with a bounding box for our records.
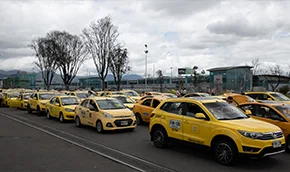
[195,113,207,120]
[33,97,37,100]
[245,110,252,115]
[267,98,273,101]
[55,103,60,106]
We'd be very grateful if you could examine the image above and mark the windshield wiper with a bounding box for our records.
[231,116,248,120]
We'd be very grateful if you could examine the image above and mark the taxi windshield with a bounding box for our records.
[274,105,290,118]
[9,94,19,98]
[115,96,134,103]
[126,91,139,96]
[204,102,249,120]
[111,92,124,95]
[96,99,126,110]
[39,94,55,100]
[76,93,89,99]
[270,93,290,101]
[61,97,79,106]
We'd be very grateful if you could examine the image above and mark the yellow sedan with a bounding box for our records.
[74,97,137,133]
[46,95,80,123]
[9,93,31,110]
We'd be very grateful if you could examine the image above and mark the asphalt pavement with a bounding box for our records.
[1,107,290,172]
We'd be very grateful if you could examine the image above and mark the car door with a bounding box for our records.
[256,104,286,128]
[159,101,183,140]
[87,99,99,127]
[182,102,211,145]
[77,99,89,125]
[140,99,153,121]
[54,97,62,118]
[48,97,56,117]
[31,93,38,109]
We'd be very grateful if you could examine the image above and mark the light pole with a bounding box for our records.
[144,44,148,90]
[170,67,173,78]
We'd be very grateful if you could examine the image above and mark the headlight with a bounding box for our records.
[104,113,113,118]
[65,108,74,112]
[131,113,135,117]
[238,130,263,139]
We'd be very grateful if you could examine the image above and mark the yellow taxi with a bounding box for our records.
[244,92,290,103]
[145,92,162,96]
[238,101,290,152]
[46,95,80,122]
[2,92,19,107]
[149,97,285,165]
[67,91,90,101]
[223,93,256,106]
[109,95,135,110]
[99,91,126,97]
[74,97,136,132]
[27,92,59,115]
[122,89,140,101]
[9,93,31,110]
[133,95,166,124]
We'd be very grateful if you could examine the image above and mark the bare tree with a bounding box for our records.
[109,46,130,91]
[82,16,119,90]
[262,64,284,91]
[29,37,58,91]
[156,70,164,92]
[251,58,261,75]
[46,31,88,90]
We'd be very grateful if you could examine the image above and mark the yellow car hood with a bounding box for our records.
[40,100,49,104]
[102,109,132,116]
[124,103,134,109]
[64,105,77,110]
[220,118,280,133]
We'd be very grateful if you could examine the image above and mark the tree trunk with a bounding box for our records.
[101,78,106,91]
[65,84,69,91]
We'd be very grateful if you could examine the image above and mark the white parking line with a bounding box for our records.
[0,112,145,172]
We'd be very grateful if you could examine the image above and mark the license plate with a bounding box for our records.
[272,140,282,148]
[121,121,128,126]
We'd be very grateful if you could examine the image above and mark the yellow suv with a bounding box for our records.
[149,97,285,165]
[27,92,58,115]
[133,95,166,124]
[46,95,80,122]
[74,97,136,133]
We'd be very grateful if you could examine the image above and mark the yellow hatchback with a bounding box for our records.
[149,97,285,165]
[46,95,80,122]
[74,97,137,133]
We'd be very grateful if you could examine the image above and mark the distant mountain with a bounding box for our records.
[0,70,143,82]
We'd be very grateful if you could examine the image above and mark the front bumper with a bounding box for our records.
[63,112,75,120]
[241,144,286,158]
[102,118,137,130]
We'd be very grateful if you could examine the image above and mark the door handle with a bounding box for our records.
[184,120,189,124]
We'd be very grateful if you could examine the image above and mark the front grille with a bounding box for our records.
[261,131,283,140]
[114,115,131,118]
[114,119,133,127]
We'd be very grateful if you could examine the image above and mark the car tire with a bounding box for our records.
[286,136,290,153]
[214,140,238,165]
[36,106,41,116]
[135,113,143,125]
[27,105,32,114]
[96,120,104,133]
[75,116,82,127]
[59,113,65,123]
[152,127,168,148]
[46,110,51,119]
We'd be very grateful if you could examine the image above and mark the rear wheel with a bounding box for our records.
[96,120,103,133]
[75,116,82,127]
[152,127,168,148]
[135,113,143,125]
[36,106,41,116]
[213,140,238,165]
[27,105,32,114]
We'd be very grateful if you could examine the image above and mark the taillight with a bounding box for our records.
[150,113,155,118]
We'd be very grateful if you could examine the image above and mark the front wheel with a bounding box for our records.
[59,113,65,123]
[152,127,168,148]
[46,110,51,119]
[75,116,82,127]
[135,113,143,125]
[96,120,104,133]
[214,140,238,165]
[27,105,32,114]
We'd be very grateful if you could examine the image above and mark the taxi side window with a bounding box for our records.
[181,103,207,118]
[160,102,181,115]
[80,99,89,108]
[89,100,98,111]
[50,97,56,104]
[239,105,256,116]
[152,99,160,108]
[258,105,285,121]
[142,99,152,107]
[34,94,38,100]
[55,98,60,104]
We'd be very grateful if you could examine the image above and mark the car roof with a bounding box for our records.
[244,91,277,94]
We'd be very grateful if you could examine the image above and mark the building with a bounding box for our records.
[79,77,102,90]
[207,66,253,93]
[3,72,36,89]
[253,75,290,91]
[0,78,3,88]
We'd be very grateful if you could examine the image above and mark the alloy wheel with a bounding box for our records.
[215,143,233,164]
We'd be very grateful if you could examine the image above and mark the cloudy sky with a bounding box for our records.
[1,0,290,77]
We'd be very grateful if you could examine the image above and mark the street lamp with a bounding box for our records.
[170,67,173,78]
[144,44,149,90]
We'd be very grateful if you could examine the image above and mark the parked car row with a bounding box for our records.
[1,89,290,165]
